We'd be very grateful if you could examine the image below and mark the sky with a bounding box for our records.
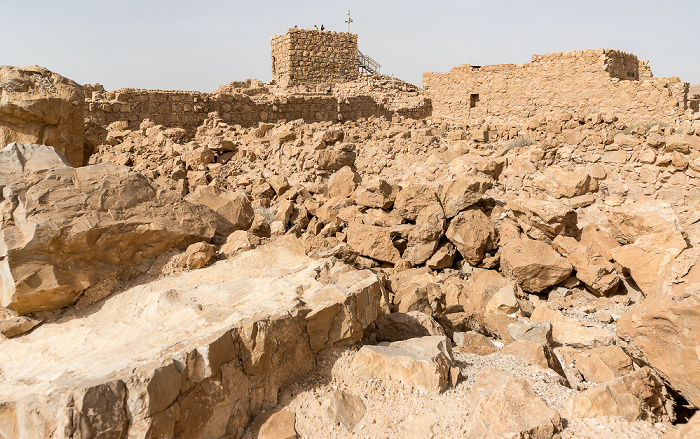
[3,0,699,92]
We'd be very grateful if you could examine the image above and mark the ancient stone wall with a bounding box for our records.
[424,49,689,125]
[84,87,430,132]
[271,29,358,91]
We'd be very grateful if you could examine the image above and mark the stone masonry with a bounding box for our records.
[271,29,359,91]
[424,48,689,124]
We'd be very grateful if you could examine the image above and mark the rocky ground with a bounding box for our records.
[1,67,700,438]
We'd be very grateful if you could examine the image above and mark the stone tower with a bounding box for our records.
[271,29,358,91]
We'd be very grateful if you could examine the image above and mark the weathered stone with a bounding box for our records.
[0,237,384,437]
[319,390,365,431]
[185,185,254,235]
[532,168,597,198]
[438,177,492,218]
[315,149,355,171]
[0,66,85,166]
[425,240,457,270]
[618,248,700,408]
[553,235,620,296]
[500,339,565,376]
[376,311,445,343]
[531,303,613,348]
[0,143,218,315]
[564,368,669,422]
[507,198,579,241]
[352,179,394,209]
[346,224,400,264]
[663,412,700,439]
[500,239,573,293]
[403,203,446,265]
[393,184,441,221]
[508,318,553,345]
[249,214,272,237]
[174,241,217,270]
[352,336,458,393]
[0,316,41,338]
[399,414,437,439]
[484,284,520,315]
[445,209,498,266]
[465,368,563,438]
[327,166,361,198]
[453,331,498,356]
[256,410,298,439]
[219,230,252,256]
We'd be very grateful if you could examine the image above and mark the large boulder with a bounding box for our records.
[0,143,217,314]
[445,209,498,266]
[507,198,578,242]
[500,239,572,293]
[438,177,491,219]
[531,168,597,199]
[346,224,401,264]
[465,368,563,438]
[552,236,620,296]
[0,66,85,166]
[184,186,254,236]
[618,248,700,408]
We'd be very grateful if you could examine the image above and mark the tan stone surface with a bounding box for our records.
[346,224,400,264]
[438,177,491,218]
[319,391,365,431]
[0,65,85,166]
[185,185,254,235]
[445,209,498,266]
[465,367,563,438]
[352,336,458,393]
[0,143,218,315]
[531,304,613,348]
[500,239,573,293]
[0,237,383,437]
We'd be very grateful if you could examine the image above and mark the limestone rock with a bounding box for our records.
[0,66,85,166]
[174,242,217,270]
[327,166,360,198]
[0,316,41,338]
[425,240,457,270]
[531,304,613,348]
[500,239,573,293]
[500,339,565,376]
[315,149,355,171]
[445,209,498,266]
[256,410,298,439]
[0,237,384,437]
[185,185,254,235]
[532,168,597,199]
[352,336,459,393]
[352,179,394,209]
[0,143,218,315]
[453,331,498,355]
[507,198,579,241]
[220,230,252,256]
[508,318,553,345]
[617,248,700,408]
[438,177,492,219]
[484,285,520,315]
[376,311,445,343]
[393,184,441,221]
[319,390,366,431]
[553,235,620,296]
[610,229,687,296]
[346,224,400,264]
[564,367,669,422]
[465,367,563,438]
[399,414,437,439]
[663,412,700,439]
[403,203,446,265]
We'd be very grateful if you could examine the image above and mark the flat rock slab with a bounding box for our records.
[0,236,383,438]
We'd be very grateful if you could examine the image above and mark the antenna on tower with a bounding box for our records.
[345,10,353,33]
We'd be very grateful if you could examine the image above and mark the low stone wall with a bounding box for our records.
[85,87,431,132]
[424,48,689,125]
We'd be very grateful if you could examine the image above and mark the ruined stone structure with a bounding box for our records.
[424,49,689,124]
[271,29,359,91]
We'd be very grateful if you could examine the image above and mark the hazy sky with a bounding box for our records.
[4,0,699,92]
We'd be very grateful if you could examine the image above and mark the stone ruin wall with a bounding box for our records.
[84,87,431,133]
[424,48,689,125]
[271,29,358,91]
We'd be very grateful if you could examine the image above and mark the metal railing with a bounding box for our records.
[358,51,381,75]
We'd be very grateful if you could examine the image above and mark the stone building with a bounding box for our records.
[424,48,689,124]
[271,29,359,91]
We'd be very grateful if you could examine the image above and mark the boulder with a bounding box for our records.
[403,203,446,265]
[346,224,400,264]
[617,248,700,408]
[507,318,553,345]
[445,209,498,266]
[0,143,217,314]
[393,184,441,221]
[610,229,687,296]
[531,168,597,199]
[500,239,572,293]
[352,336,459,393]
[319,391,365,431]
[174,242,217,270]
[352,179,394,209]
[219,230,252,256]
[255,410,298,439]
[0,66,85,166]
[185,186,254,235]
[564,367,669,422]
[465,368,563,438]
[531,304,613,348]
[327,166,361,198]
[552,236,620,296]
[425,240,457,270]
[500,340,565,376]
[507,198,578,241]
[453,331,498,355]
[375,311,445,343]
[438,177,492,219]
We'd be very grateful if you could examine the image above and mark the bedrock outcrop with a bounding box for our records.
[0,236,384,438]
